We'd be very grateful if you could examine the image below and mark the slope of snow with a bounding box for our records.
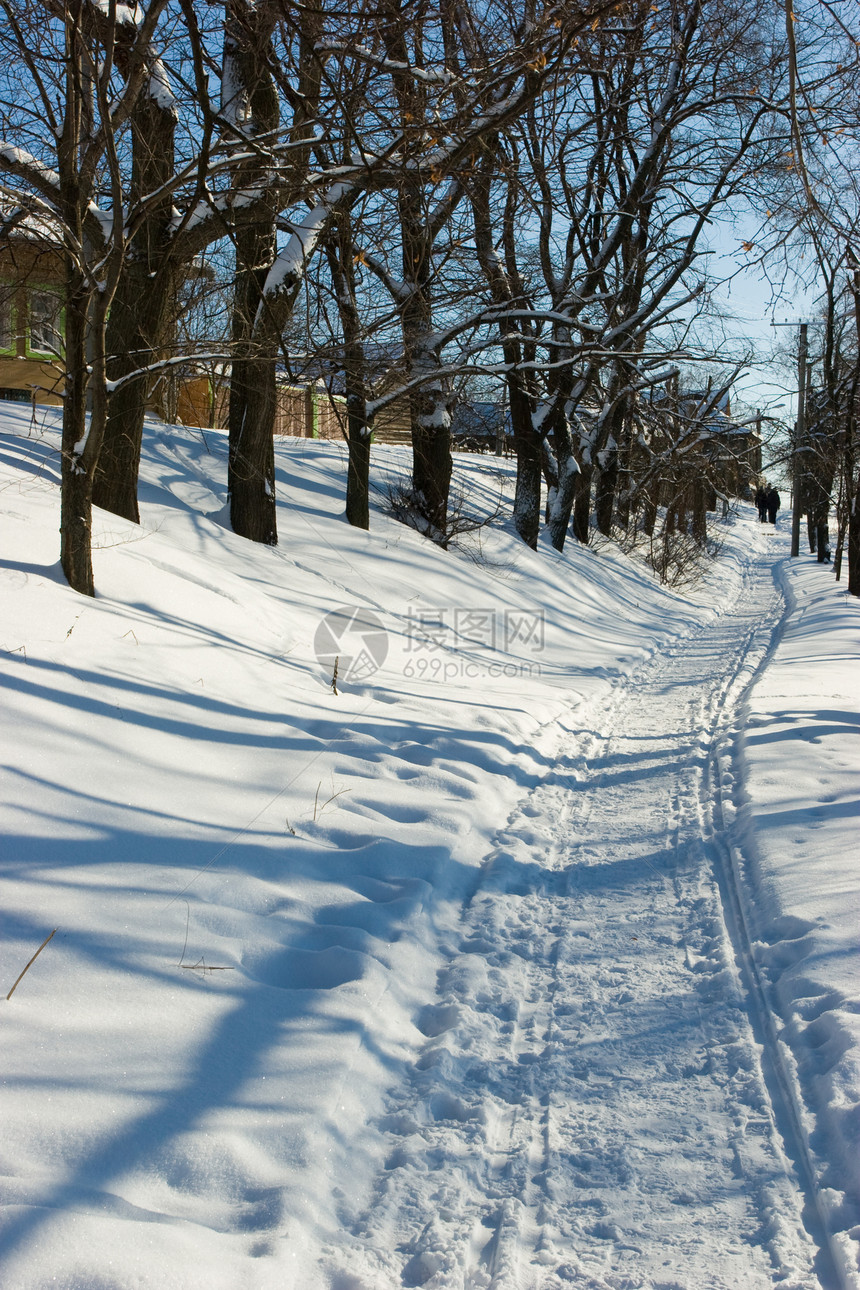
[0,404,857,1289]
[735,532,860,1284]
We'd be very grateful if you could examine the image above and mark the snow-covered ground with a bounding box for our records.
[0,404,857,1290]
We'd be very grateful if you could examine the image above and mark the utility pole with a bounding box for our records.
[496,390,505,458]
[791,323,808,558]
[772,320,809,558]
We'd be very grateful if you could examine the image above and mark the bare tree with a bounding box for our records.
[1,0,170,593]
[267,0,613,542]
[750,0,860,590]
[322,207,373,529]
[223,0,327,546]
[90,6,181,523]
[467,0,785,553]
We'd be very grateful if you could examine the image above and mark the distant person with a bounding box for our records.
[766,487,781,524]
[755,484,768,522]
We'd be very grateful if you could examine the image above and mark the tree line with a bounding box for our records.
[1,0,858,596]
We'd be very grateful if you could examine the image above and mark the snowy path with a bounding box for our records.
[3,421,856,1290]
[321,554,828,1290]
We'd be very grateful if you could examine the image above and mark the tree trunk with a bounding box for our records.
[346,427,371,530]
[224,0,281,545]
[595,448,618,537]
[691,476,708,546]
[398,176,451,538]
[229,344,278,544]
[594,378,633,539]
[848,482,860,596]
[60,276,95,596]
[616,483,631,532]
[614,405,637,532]
[94,261,177,520]
[542,400,579,551]
[228,208,279,546]
[845,262,860,593]
[572,463,593,545]
[410,369,452,537]
[325,219,371,530]
[642,491,657,537]
[57,21,103,597]
[512,405,543,549]
[93,64,177,522]
[471,161,542,549]
[343,339,371,531]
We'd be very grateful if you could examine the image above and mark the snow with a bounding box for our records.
[262,186,353,304]
[105,352,231,393]
[92,0,141,26]
[0,403,857,1289]
[0,144,114,243]
[220,50,248,128]
[0,143,62,193]
[146,58,178,116]
[737,537,860,1285]
[314,42,456,86]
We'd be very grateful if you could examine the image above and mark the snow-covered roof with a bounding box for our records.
[0,204,63,250]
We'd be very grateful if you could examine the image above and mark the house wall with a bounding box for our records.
[0,242,64,406]
[272,384,347,439]
[175,375,226,428]
[2,238,403,439]
[312,389,346,440]
[372,396,412,445]
[174,376,346,441]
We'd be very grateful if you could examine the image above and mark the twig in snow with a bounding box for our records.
[179,958,235,976]
[176,905,233,976]
[313,777,349,821]
[6,929,57,1000]
[177,900,191,967]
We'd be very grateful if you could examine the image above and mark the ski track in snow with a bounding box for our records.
[320,552,827,1290]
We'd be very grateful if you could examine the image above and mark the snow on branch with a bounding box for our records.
[358,251,413,304]
[91,0,142,27]
[259,182,354,311]
[104,351,233,393]
[0,151,112,245]
[0,144,62,198]
[146,57,177,116]
[315,41,460,87]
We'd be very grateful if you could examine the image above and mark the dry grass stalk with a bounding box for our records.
[6,929,57,1001]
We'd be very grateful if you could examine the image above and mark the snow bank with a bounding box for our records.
[737,528,860,1281]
